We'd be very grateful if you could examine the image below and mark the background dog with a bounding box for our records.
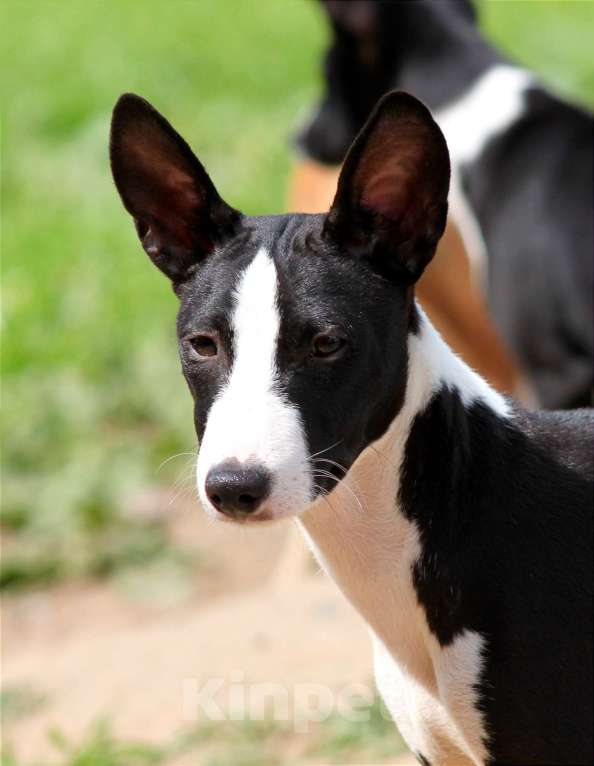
[291,0,594,409]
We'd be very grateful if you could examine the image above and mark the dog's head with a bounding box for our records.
[110,91,449,523]
[298,0,478,165]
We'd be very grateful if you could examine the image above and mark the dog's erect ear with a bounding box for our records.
[110,94,240,282]
[323,91,450,283]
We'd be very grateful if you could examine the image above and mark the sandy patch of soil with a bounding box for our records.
[2,495,400,763]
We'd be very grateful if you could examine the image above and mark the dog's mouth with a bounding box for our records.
[200,495,303,525]
[210,507,276,525]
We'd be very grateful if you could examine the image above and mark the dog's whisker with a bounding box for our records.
[156,450,198,474]
[312,459,366,498]
[312,483,337,517]
[167,461,199,506]
[307,439,344,461]
[313,457,348,475]
[171,459,197,487]
[312,468,366,514]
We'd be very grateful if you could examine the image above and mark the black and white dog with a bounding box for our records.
[299,0,594,410]
[110,92,593,764]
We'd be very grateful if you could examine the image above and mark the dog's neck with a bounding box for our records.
[298,307,509,688]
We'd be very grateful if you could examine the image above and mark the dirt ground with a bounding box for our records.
[2,492,415,764]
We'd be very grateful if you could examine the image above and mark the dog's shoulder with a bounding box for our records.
[511,404,594,481]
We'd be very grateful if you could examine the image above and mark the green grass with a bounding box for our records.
[2,1,594,590]
[306,695,405,762]
[0,685,47,724]
[1,697,403,766]
[1,0,325,589]
[479,0,594,104]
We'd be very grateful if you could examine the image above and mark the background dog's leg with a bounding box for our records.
[418,221,523,397]
[286,158,342,214]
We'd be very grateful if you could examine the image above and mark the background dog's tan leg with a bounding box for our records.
[287,158,342,214]
[418,223,521,395]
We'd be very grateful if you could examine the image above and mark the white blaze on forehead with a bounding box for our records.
[230,246,280,417]
[196,248,313,518]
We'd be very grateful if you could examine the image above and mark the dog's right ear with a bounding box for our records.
[110,94,240,283]
[323,91,450,284]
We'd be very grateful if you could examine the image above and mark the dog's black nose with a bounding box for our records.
[205,462,271,517]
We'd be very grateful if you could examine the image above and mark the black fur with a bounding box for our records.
[400,390,593,762]
[300,0,594,409]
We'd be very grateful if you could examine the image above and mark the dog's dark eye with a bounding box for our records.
[188,334,218,358]
[312,333,345,358]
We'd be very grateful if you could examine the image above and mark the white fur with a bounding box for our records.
[435,64,533,293]
[413,306,510,418]
[300,311,498,763]
[373,632,482,765]
[433,630,489,763]
[196,249,312,519]
[436,65,533,166]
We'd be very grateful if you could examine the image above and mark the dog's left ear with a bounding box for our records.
[323,91,450,283]
[110,93,240,283]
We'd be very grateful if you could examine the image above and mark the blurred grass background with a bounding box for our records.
[2,0,594,591]
[1,697,402,766]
